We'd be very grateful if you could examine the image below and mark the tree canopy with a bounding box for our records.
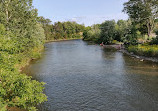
[123,0,158,37]
[0,0,47,110]
[37,17,86,41]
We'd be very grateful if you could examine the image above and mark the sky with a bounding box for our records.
[33,0,129,26]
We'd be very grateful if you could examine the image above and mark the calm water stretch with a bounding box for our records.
[24,40,158,111]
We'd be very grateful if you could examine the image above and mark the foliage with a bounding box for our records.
[38,17,86,41]
[0,0,47,110]
[115,20,129,41]
[150,37,158,45]
[83,26,91,40]
[83,24,101,43]
[128,44,158,57]
[149,28,158,45]
[0,67,47,111]
[123,0,158,37]
[84,1,158,45]
[99,20,116,44]
[82,20,135,45]
[150,30,158,45]
[123,22,139,46]
[52,21,85,40]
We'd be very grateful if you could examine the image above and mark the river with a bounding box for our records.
[24,40,158,111]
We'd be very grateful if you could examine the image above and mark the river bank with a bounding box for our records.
[16,46,45,72]
[45,38,82,43]
[7,46,45,111]
[120,49,158,63]
[101,44,158,63]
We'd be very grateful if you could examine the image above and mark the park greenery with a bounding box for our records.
[83,0,158,57]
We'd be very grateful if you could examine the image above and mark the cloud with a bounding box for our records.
[69,13,128,26]
[56,13,128,26]
[66,16,87,23]
[100,13,128,21]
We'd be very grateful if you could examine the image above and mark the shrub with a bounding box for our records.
[150,36,158,45]
[128,45,158,57]
[0,52,47,111]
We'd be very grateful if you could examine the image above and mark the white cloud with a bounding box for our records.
[67,13,128,26]
[53,13,128,26]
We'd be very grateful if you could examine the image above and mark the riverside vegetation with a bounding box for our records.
[1,0,158,111]
[83,0,158,58]
[0,0,85,111]
[0,0,47,111]
[38,17,85,41]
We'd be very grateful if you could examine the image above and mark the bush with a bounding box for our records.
[0,52,47,111]
[0,70,47,111]
[150,36,158,45]
[128,45,158,57]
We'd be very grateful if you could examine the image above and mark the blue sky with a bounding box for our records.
[33,0,129,26]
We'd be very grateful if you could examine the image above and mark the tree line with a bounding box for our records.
[83,20,134,45]
[38,16,85,41]
[83,0,158,46]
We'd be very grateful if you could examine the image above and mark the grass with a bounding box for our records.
[112,40,123,44]
[128,44,158,57]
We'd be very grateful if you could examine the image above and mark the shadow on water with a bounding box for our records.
[23,40,158,111]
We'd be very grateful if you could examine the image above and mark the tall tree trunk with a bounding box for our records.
[4,0,11,31]
[147,20,151,38]
[147,18,155,38]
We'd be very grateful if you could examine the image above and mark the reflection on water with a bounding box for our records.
[24,40,158,111]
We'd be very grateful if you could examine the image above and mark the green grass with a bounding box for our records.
[112,40,123,44]
[128,44,158,57]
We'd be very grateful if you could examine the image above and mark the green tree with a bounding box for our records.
[0,0,47,110]
[0,0,40,51]
[83,24,101,42]
[38,16,53,40]
[100,20,116,44]
[115,20,129,41]
[123,0,158,37]
[83,26,91,40]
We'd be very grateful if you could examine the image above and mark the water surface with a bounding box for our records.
[24,40,158,111]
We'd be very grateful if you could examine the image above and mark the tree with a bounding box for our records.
[83,24,101,42]
[0,0,47,110]
[115,20,129,41]
[83,26,91,40]
[38,16,52,26]
[100,20,116,44]
[123,0,158,37]
[0,0,40,51]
